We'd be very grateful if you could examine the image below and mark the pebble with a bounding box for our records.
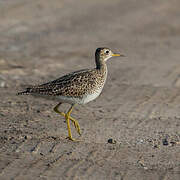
[162,138,169,146]
[108,138,117,144]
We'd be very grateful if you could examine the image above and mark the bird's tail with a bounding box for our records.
[17,85,34,95]
[17,90,30,95]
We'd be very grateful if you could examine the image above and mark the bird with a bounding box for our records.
[18,47,125,141]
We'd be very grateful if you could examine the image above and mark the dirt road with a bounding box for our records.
[0,0,179,179]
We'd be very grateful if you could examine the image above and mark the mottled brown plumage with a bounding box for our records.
[18,48,110,98]
[19,68,106,97]
[18,47,124,141]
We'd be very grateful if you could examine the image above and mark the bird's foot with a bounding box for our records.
[66,136,82,142]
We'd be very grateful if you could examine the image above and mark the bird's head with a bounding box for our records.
[95,47,125,62]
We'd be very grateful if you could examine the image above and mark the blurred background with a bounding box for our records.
[0,0,180,179]
[0,0,179,88]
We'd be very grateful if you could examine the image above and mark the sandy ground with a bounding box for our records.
[0,0,180,179]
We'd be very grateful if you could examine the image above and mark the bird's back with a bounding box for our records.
[18,67,107,99]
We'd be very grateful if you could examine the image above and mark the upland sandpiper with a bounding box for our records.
[18,47,125,141]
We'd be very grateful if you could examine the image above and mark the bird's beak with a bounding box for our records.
[112,53,126,57]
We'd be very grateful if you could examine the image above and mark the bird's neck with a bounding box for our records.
[95,56,107,72]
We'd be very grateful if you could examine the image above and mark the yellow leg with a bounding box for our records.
[65,105,74,141]
[53,103,81,139]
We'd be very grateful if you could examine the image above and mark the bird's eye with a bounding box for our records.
[105,50,109,54]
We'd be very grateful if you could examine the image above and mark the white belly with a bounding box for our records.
[56,88,102,105]
[82,89,102,104]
